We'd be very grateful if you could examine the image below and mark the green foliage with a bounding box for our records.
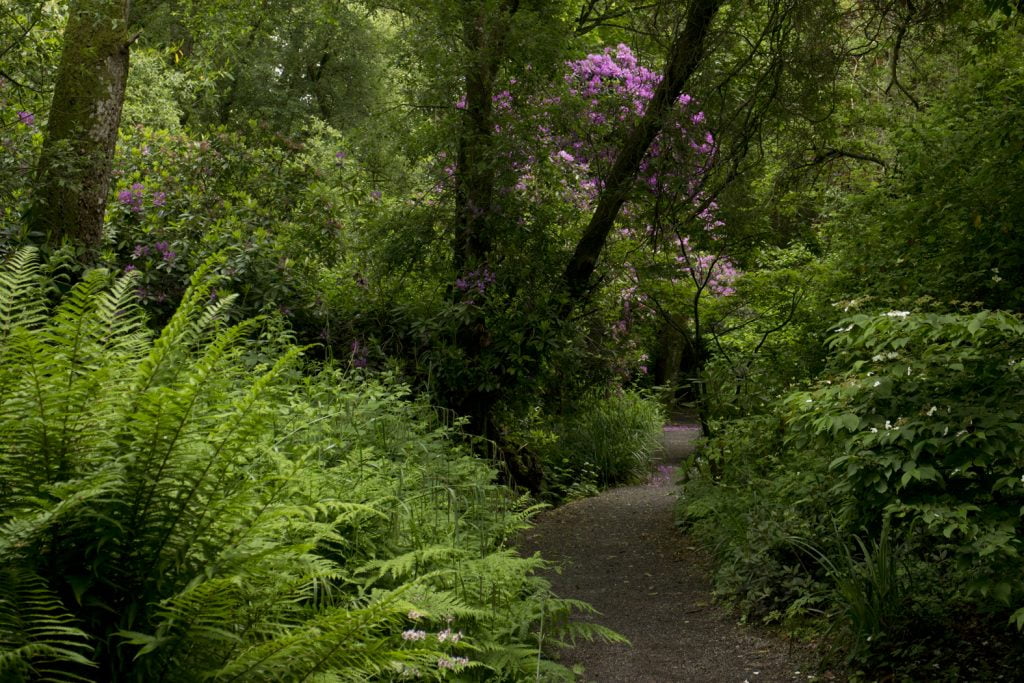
[698,244,834,422]
[103,118,379,340]
[526,390,664,496]
[682,308,1024,673]
[0,249,615,681]
[825,32,1024,312]
[678,412,838,623]
[121,49,195,132]
[787,310,1024,609]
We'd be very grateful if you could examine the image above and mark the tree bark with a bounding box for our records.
[562,0,724,306]
[453,0,518,274]
[31,0,132,260]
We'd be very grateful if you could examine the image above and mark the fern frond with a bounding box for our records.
[130,254,229,394]
[0,568,96,681]
[0,247,46,338]
[209,590,422,683]
[92,271,149,358]
[361,545,469,584]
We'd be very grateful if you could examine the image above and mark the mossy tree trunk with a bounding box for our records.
[31,0,131,261]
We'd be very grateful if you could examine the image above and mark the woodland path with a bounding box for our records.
[519,423,820,682]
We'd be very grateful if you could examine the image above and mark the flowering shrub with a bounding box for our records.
[1,99,44,247]
[785,310,1024,612]
[683,308,1024,675]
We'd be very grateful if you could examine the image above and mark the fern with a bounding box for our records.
[0,250,618,681]
[0,248,46,338]
[0,568,95,682]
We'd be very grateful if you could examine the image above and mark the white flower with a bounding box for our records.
[885,420,893,430]
[873,381,881,387]
[926,406,938,416]
[884,310,911,318]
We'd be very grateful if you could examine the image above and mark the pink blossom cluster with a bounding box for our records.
[565,44,661,115]
[117,182,166,213]
[675,235,738,297]
[447,44,716,215]
[547,44,717,208]
[455,267,495,295]
[437,656,470,669]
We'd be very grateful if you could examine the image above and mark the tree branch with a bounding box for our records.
[885,22,922,110]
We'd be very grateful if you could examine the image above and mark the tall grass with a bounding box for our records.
[542,390,665,491]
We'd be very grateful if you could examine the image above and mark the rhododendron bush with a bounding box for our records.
[442,45,740,385]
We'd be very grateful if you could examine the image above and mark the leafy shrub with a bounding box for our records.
[533,390,664,495]
[103,118,378,345]
[0,249,617,681]
[786,310,1024,613]
[682,308,1024,673]
[678,413,839,623]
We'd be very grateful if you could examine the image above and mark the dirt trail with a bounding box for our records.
[520,424,815,682]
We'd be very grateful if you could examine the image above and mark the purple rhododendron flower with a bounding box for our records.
[17,111,34,126]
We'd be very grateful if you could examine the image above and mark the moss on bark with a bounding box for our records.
[31,0,130,260]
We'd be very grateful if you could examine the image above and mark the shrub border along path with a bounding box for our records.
[520,423,819,682]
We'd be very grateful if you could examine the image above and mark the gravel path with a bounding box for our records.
[520,424,817,682]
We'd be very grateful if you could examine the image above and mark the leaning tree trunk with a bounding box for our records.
[31,0,131,261]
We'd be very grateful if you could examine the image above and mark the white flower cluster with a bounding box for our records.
[437,628,462,643]
[437,656,470,670]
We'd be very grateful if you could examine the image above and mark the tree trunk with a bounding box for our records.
[453,0,518,274]
[31,0,131,260]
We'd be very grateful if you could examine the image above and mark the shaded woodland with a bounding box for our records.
[2,0,1024,679]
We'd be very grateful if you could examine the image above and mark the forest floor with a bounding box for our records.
[519,422,829,682]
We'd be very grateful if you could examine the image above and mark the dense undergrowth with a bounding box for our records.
[679,311,1024,679]
[673,27,1024,677]
[509,391,664,502]
[0,249,623,682]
